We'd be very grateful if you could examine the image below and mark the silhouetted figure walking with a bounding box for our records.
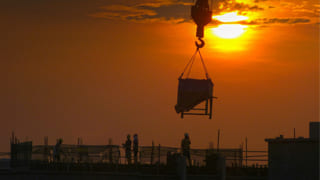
[133,134,139,164]
[123,134,132,164]
[181,133,192,166]
[53,139,63,162]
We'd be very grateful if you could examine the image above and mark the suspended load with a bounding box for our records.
[174,0,215,119]
[175,49,215,119]
[175,78,213,116]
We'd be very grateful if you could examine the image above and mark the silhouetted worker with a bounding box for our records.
[181,133,192,166]
[53,138,63,162]
[133,134,139,164]
[108,138,113,163]
[123,134,132,164]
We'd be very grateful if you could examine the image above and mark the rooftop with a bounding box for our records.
[265,136,319,143]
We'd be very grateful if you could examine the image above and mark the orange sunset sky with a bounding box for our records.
[0,0,319,152]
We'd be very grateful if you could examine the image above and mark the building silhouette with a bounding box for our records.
[265,122,319,180]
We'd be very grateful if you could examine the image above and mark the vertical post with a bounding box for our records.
[209,97,213,119]
[240,143,243,168]
[217,129,220,152]
[294,128,296,139]
[157,144,161,175]
[139,151,141,165]
[234,151,237,167]
[109,138,113,164]
[151,141,154,165]
[217,154,226,180]
[44,136,48,161]
[77,137,81,163]
[158,144,161,164]
[176,154,186,180]
[245,137,248,167]
[10,131,16,167]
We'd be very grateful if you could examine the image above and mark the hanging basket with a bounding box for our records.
[175,78,213,113]
[175,49,215,119]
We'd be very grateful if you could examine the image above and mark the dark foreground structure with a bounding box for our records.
[1,135,268,180]
[265,122,320,180]
[7,120,320,180]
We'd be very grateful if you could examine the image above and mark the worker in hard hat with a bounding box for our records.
[181,133,192,166]
[53,138,63,162]
[133,134,139,164]
[123,134,132,165]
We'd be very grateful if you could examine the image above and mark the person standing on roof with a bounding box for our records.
[53,138,63,162]
[133,134,139,164]
[123,134,132,165]
[181,133,192,166]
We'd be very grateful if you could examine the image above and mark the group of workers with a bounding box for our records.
[53,133,192,166]
[123,134,139,164]
[123,133,192,166]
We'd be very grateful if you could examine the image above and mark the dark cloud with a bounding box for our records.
[232,3,264,11]
[89,0,264,23]
[265,18,310,24]
[88,0,316,25]
[241,18,311,25]
[142,3,191,23]
[89,5,157,21]
[90,1,191,23]
[211,0,264,14]
[249,5,264,11]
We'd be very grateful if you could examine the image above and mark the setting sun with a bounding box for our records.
[210,12,249,39]
[212,11,249,23]
[206,23,253,52]
[211,24,247,39]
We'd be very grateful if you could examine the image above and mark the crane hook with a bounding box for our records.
[195,38,205,49]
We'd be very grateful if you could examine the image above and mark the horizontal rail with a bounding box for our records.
[225,158,267,161]
[243,151,268,153]
[246,155,268,158]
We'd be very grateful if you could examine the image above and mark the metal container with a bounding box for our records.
[175,78,213,113]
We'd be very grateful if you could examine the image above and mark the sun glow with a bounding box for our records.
[210,12,249,39]
[205,11,251,51]
[212,12,249,23]
[205,24,252,52]
[211,24,247,39]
